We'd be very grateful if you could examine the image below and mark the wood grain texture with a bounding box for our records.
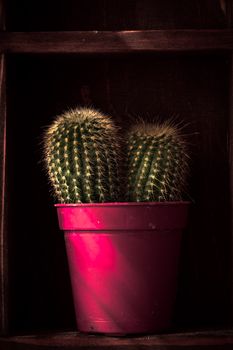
[1,330,233,349]
[224,0,233,322]
[0,0,5,30]
[0,30,232,54]
[0,0,8,336]
[5,0,227,31]
[0,54,8,335]
[224,0,233,27]
[230,52,233,323]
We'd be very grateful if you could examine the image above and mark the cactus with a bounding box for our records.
[43,107,121,203]
[126,121,189,202]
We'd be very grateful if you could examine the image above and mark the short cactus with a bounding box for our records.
[126,122,189,202]
[43,107,121,203]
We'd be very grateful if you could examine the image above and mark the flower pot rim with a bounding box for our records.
[55,201,191,208]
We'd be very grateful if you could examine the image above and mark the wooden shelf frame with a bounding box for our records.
[1,330,233,349]
[1,1,233,348]
[0,30,232,54]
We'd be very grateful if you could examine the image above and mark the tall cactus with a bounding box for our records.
[126,122,189,202]
[43,107,121,203]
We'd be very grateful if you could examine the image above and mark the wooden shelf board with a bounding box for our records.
[0,330,233,349]
[0,30,232,54]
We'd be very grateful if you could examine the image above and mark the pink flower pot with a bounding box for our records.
[55,201,189,335]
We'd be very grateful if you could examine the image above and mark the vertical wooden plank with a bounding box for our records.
[0,0,5,30]
[224,0,233,326]
[0,0,7,335]
[223,0,233,325]
[223,0,233,27]
[230,54,233,325]
[231,52,233,327]
[0,54,8,335]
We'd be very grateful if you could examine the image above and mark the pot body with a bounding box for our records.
[56,202,189,335]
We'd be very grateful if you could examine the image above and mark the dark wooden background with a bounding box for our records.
[0,0,233,343]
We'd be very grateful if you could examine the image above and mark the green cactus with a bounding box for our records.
[43,107,121,203]
[126,122,189,202]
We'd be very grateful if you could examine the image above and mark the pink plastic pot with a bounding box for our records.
[55,201,189,335]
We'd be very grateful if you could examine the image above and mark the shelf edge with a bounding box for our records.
[0,30,232,54]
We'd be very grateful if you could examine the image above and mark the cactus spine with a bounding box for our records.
[126,122,189,202]
[44,107,120,203]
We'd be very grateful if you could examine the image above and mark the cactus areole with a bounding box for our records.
[126,122,189,202]
[44,107,120,204]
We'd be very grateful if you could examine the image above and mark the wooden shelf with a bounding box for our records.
[0,30,232,54]
[0,330,233,349]
[1,1,233,345]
